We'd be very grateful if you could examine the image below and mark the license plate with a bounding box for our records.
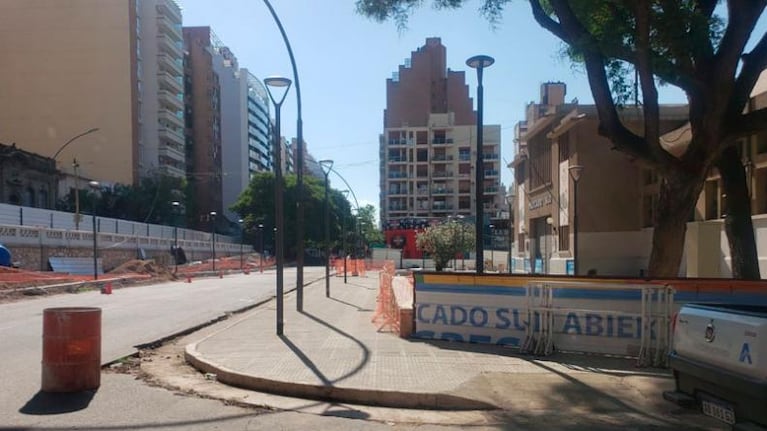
[701,398,735,425]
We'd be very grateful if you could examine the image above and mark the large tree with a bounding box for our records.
[358,0,767,278]
[231,172,354,259]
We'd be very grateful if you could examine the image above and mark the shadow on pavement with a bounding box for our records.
[328,296,374,312]
[412,338,671,378]
[294,310,371,385]
[19,390,96,415]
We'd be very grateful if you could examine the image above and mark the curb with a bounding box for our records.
[184,342,497,411]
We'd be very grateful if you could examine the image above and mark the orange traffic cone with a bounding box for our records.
[101,282,112,295]
[186,275,192,283]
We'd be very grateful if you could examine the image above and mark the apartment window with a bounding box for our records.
[558,134,569,162]
[529,141,552,189]
[558,225,570,251]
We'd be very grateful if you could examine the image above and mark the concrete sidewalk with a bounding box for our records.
[183,272,726,429]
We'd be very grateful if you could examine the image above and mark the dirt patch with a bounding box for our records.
[109,259,177,281]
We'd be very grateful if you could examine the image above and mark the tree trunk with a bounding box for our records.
[648,172,705,277]
[716,146,761,279]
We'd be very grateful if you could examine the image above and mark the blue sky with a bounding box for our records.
[179,0,705,216]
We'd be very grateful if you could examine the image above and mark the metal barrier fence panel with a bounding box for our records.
[411,273,767,366]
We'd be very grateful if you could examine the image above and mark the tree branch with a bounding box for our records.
[725,108,767,139]
[711,0,766,85]
[545,0,678,171]
[528,0,568,40]
[728,30,767,120]
[635,0,665,163]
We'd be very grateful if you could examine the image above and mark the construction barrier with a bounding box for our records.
[42,307,101,392]
[333,258,368,277]
[371,261,413,337]
[411,272,767,367]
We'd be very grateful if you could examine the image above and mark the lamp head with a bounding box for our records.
[263,76,292,105]
[171,201,180,207]
[568,165,584,182]
[466,55,495,69]
[210,211,217,217]
[88,180,99,189]
[319,159,334,175]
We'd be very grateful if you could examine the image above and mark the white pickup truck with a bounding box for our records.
[665,303,766,429]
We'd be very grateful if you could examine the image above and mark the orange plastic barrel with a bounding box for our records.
[41,307,101,392]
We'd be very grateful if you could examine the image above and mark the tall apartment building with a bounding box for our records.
[0,0,184,193]
[380,38,502,226]
[137,0,186,179]
[217,59,272,222]
[183,26,223,229]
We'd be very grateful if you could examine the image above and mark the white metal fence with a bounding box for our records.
[0,203,242,252]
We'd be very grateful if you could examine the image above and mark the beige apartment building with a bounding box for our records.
[380,38,502,226]
[512,77,767,277]
[510,83,688,276]
[0,0,185,195]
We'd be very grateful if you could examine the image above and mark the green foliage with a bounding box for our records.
[416,220,475,271]
[57,174,185,226]
[231,172,358,259]
[357,204,385,246]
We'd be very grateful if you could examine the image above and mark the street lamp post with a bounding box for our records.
[466,54,495,274]
[210,211,217,272]
[73,159,82,230]
[319,159,334,297]
[569,165,584,276]
[51,128,99,230]
[264,75,292,336]
[341,190,349,284]
[262,0,306,313]
[172,201,180,274]
[258,223,264,273]
[238,218,245,270]
[545,216,553,274]
[506,191,515,273]
[88,181,100,280]
[488,224,495,271]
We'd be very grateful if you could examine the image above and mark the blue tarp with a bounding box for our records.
[0,245,11,267]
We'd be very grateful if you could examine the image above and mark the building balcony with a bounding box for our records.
[158,34,183,58]
[483,153,500,160]
[159,161,185,179]
[432,204,454,212]
[158,109,184,129]
[388,138,412,146]
[159,141,185,161]
[432,171,453,178]
[158,15,183,42]
[158,89,183,111]
[432,188,454,195]
[159,125,184,147]
[387,156,407,163]
[431,154,454,162]
[432,138,454,145]
[387,171,409,179]
[157,0,182,23]
[158,71,183,94]
[158,53,183,77]
[484,169,499,177]
[484,186,499,194]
